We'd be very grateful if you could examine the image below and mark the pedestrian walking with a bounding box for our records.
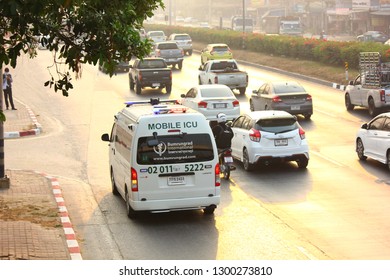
[2,67,16,110]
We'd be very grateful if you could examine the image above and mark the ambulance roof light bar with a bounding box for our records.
[125,98,178,107]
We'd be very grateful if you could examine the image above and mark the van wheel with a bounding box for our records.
[203,205,215,215]
[125,189,137,219]
[111,169,119,196]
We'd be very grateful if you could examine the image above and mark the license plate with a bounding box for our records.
[274,139,288,146]
[224,156,233,163]
[214,103,227,109]
[291,105,300,110]
[152,83,160,87]
[168,176,185,186]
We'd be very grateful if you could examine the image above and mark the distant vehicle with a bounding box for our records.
[230,111,309,171]
[250,81,313,119]
[147,30,166,44]
[128,58,172,95]
[168,33,193,55]
[99,60,130,73]
[263,16,303,36]
[200,43,233,65]
[178,84,240,121]
[199,22,211,29]
[345,52,390,116]
[356,112,390,170]
[357,31,389,43]
[198,59,248,95]
[138,28,147,40]
[231,16,254,32]
[176,16,185,23]
[151,41,184,70]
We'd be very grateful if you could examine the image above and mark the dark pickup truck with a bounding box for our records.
[129,58,172,95]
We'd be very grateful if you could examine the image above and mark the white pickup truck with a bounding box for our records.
[345,52,390,116]
[198,59,248,95]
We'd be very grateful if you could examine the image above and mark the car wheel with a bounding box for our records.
[198,76,202,85]
[304,114,312,120]
[243,148,254,171]
[345,93,354,111]
[368,98,377,116]
[297,157,308,169]
[387,151,390,171]
[203,205,215,215]
[111,169,119,196]
[126,188,137,219]
[239,87,246,95]
[135,82,142,95]
[178,61,183,70]
[188,50,193,55]
[249,100,254,111]
[129,76,135,90]
[166,84,172,94]
[356,138,367,161]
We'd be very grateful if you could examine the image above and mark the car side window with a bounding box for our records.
[383,118,390,132]
[185,88,196,98]
[232,116,245,128]
[242,117,251,130]
[369,117,385,130]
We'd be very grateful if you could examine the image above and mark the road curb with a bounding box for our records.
[4,103,42,139]
[36,171,83,260]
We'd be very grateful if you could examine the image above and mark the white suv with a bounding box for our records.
[168,33,193,55]
[356,112,390,170]
[230,110,309,171]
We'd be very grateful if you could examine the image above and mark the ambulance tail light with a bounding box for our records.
[131,167,138,192]
[215,163,221,187]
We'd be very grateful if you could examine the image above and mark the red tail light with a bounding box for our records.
[138,72,142,82]
[299,127,306,140]
[272,96,282,102]
[198,101,208,108]
[233,100,239,107]
[380,90,385,101]
[169,70,172,81]
[131,168,138,192]
[215,163,221,187]
[306,94,312,101]
[249,128,261,142]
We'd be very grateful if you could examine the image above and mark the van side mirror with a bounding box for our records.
[101,133,110,142]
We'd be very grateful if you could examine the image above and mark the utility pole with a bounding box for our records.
[0,67,10,188]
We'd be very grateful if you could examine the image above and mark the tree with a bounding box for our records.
[0,0,163,180]
[0,0,164,96]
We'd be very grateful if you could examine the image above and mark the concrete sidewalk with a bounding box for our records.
[0,100,81,260]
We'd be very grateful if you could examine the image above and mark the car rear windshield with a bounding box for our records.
[212,46,228,52]
[138,60,166,69]
[255,117,298,133]
[200,87,233,98]
[157,43,178,49]
[273,82,305,94]
[137,133,214,165]
[175,35,191,40]
[210,61,237,71]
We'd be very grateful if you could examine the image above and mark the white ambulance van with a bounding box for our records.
[101,99,220,219]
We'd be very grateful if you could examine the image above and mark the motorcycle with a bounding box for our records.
[218,148,235,180]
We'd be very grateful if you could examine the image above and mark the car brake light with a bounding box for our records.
[299,127,306,140]
[198,101,208,108]
[131,167,138,192]
[233,100,239,107]
[249,128,261,142]
[215,163,221,187]
[380,89,385,101]
[272,96,282,102]
[169,70,172,80]
[138,72,142,82]
[306,94,312,101]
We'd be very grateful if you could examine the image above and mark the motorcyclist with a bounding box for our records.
[212,113,233,150]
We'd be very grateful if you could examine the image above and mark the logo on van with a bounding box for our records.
[153,142,167,156]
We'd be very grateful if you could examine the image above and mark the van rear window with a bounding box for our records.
[137,133,214,165]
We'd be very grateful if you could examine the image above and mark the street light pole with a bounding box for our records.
[0,67,10,188]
